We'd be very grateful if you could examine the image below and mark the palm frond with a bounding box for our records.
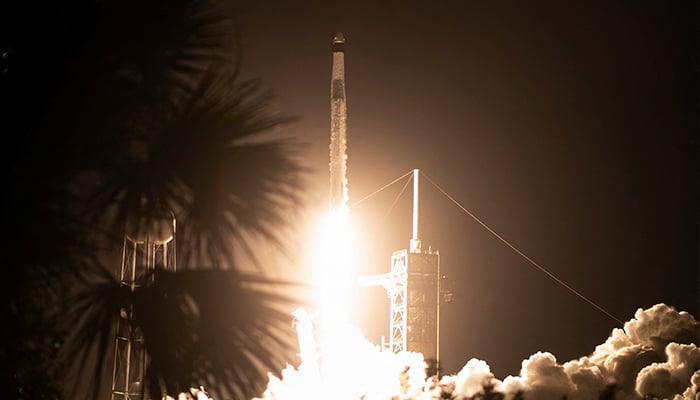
[6,2,310,399]
[60,265,129,400]
[135,270,300,399]
[81,67,307,268]
[60,268,303,400]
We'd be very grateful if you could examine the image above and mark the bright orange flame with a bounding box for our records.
[311,205,357,324]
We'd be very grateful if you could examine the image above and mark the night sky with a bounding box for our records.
[237,1,698,377]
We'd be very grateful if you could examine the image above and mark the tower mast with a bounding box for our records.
[329,33,348,210]
[410,169,421,253]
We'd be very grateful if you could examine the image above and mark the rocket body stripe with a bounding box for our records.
[329,33,348,210]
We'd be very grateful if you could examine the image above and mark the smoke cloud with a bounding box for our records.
[256,304,698,400]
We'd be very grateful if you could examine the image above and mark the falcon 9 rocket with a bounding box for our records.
[329,33,348,210]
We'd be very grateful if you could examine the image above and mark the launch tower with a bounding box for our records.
[361,170,441,376]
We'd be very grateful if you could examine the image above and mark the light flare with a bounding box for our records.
[311,205,357,325]
[257,204,429,400]
[258,321,427,400]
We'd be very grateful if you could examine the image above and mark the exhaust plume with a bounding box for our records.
[256,304,698,400]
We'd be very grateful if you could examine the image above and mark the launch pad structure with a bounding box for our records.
[360,170,441,376]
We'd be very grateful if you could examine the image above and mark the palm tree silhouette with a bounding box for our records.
[4,1,307,399]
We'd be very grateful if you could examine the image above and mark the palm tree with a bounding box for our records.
[3,1,307,399]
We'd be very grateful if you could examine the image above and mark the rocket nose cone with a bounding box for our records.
[333,32,345,44]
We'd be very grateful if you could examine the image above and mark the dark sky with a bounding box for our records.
[237,1,698,378]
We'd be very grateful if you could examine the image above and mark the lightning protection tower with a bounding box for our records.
[360,169,441,376]
[110,213,176,400]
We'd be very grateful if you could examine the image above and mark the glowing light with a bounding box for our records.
[311,205,357,324]
[258,321,427,400]
[255,204,429,400]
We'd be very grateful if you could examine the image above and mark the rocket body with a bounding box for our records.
[329,33,348,210]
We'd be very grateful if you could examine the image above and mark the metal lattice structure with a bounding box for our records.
[404,250,440,372]
[360,247,440,371]
[111,218,176,400]
[388,251,408,353]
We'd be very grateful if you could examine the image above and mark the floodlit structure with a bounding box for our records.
[361,170,441,376]
[111,216,176,400]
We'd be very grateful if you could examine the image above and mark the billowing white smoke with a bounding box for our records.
[636,343,700,400]
[500,352,577,400]
[256,304,698,400]
[496,304,699,400]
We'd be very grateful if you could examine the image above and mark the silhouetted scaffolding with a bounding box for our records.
[111,218,176,400]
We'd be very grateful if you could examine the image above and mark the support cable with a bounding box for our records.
[349,170,413,209]
[381,175,413,223]
[421,172,624,325]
